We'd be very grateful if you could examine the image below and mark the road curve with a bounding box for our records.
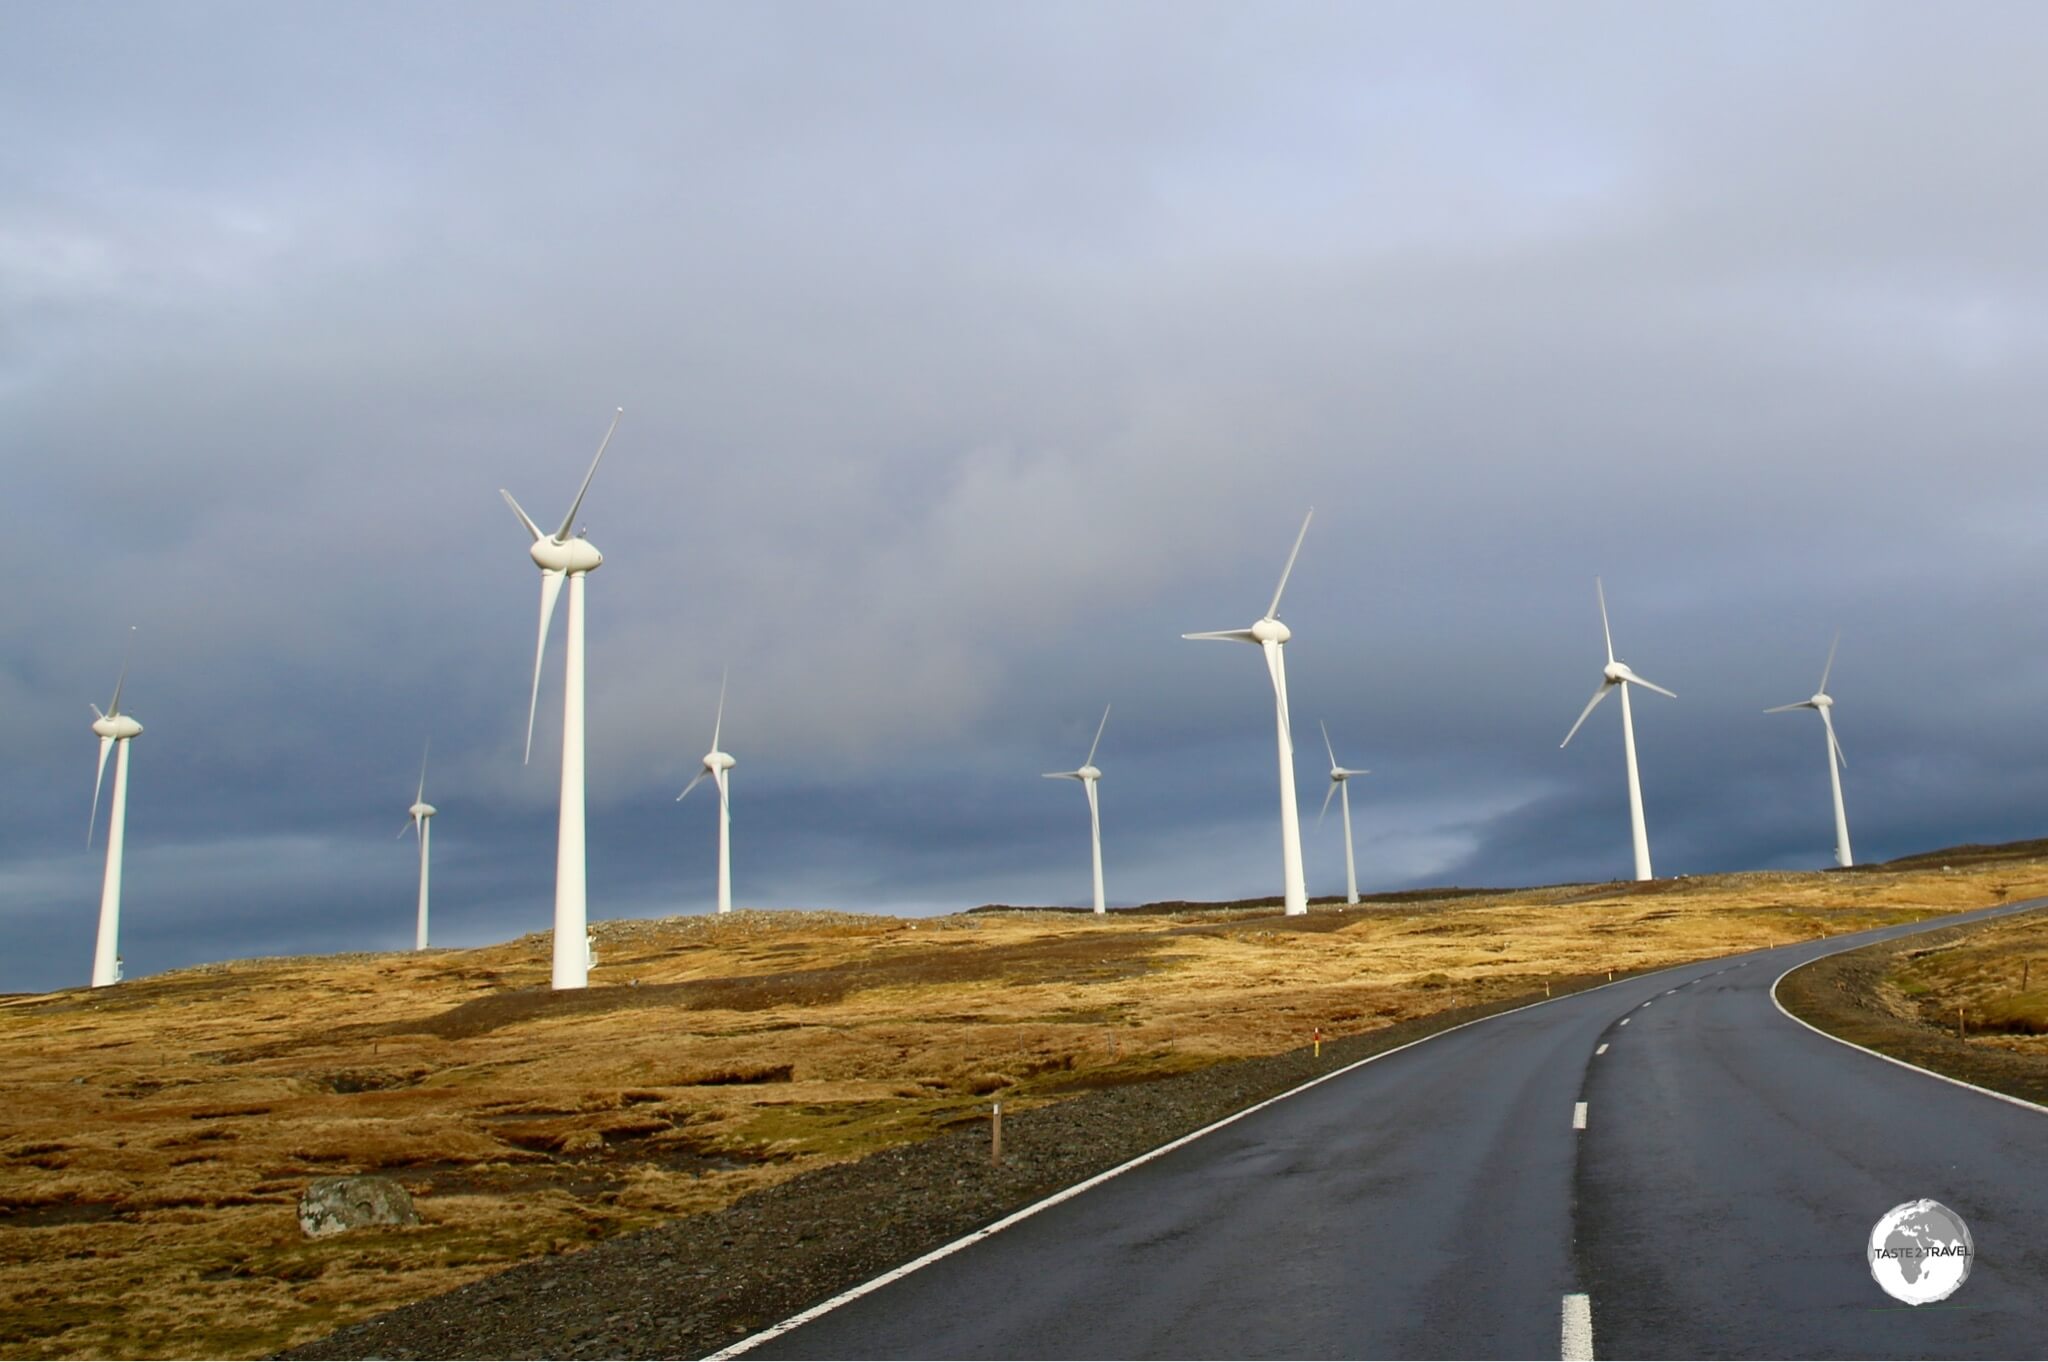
[726,899,2048,1360]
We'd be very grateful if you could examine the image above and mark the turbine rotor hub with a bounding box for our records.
[1076,765,1101,781]
[531,536,604,573]
[92,715,143,740]
[1811,692,1832,709]
[705,751,736,772]
[1252,617,1291,644]
[410,802,437,818]
[1602,662,1629,684]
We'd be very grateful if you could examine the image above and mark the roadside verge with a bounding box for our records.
[1773,904,2048,1113]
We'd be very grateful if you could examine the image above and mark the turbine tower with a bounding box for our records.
[676,672,737,915]
[1560,577,1676,882]
[1767,632,1853,868]
[400,743,437,949]
[1316,720,1370,906]
[1043,704,1111,915]
[87,628,141,988]
[502,407,621,989]
[1185,510,1314,916]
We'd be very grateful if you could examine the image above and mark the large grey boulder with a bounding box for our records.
[297,1174,421,1237]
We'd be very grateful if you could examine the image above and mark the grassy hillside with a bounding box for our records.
[4,849,2045,1359]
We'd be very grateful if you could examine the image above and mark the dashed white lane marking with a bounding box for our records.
[1665,988,1677,995]
[1618,1017,1629,1026]
[1639,1000,1652,1008]
[1572,1102,1588,1130]
[1562,1293,1595,1360]
[1595,1042,1609,1055]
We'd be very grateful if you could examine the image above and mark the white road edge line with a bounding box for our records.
[1769,908,2048,1120]
[708,904,2026,1360]
[708,958,1716,1359]
[1572,1101,1588,1130]
[1595,1042,1609,1055]
[1562,1292,1595,1361]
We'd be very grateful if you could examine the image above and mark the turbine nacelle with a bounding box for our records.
[1810,691,1833,710]
[1253,617,1291,645]
[409,801,437,820]
[530,535,604,574]
[702,750,736,774]
[91,713,142,740]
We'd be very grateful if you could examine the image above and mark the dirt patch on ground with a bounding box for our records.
[1776,907,2048,1109]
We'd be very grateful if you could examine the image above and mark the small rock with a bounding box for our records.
[298,1175,421,1238]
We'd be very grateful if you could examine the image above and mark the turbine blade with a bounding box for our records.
[525,569,566,764]
[1042,770,1083,781]
[1262,639,1292,746]
[711,668,728,753]
[677,769,708,802]
[89,703,105,721]
[500,489,543,542]
[1318,778,1337,827]
[1596,577,1614,665]
[1182,629,1259,642]
[1819,630,1840,694]
[554,407,623,541]
[1337,767,1371,777]
[1265,509,1314,620]
[1763,702,1810,714]
[1083,703,1110,769]
[1822,706,1847,769]
[1561,683,1611,748]
[1627,675,1677,700]
[399,816,418,839]
[1320,718,1338,773]
[108,625,136,716]
[88,735,114,846]
[416,739,430,805]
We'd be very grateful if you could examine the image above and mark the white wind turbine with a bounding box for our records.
[1316,720,1370,906]
[399,743,437,950]
[1185,510,1314,916]
[502,407,621,990]
[676,673,737,915]
[1767,632,1853,868]
[87,630,143,987]
[1560,577,1676,882]
[1043,704,1111,915]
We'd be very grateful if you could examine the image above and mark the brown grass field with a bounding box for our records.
[5,849,2047,1360]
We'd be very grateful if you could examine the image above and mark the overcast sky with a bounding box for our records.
[6,1,2047,994]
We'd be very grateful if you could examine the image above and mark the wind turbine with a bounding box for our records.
[399,743,437,949]
[1043,704,1111,915]
[676,672,737,915]
[86,628,141,988]
[1767,632,1853,868]
[1185,510,1314,916]
[502,407,621,989]
[1560,577,1676,882]
[1316,720,1370,906]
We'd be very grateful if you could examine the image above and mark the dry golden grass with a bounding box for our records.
[1878,906,2048,1051]
[4,853,2045,1360]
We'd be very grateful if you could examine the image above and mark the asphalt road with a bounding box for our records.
[728,899,2048,1360]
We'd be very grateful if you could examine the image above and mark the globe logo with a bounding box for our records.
[1868,1199,1974,1305]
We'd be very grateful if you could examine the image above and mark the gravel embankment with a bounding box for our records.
[283,972,1618,1361]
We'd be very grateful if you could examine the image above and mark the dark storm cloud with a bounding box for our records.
[6,2,2048,991]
